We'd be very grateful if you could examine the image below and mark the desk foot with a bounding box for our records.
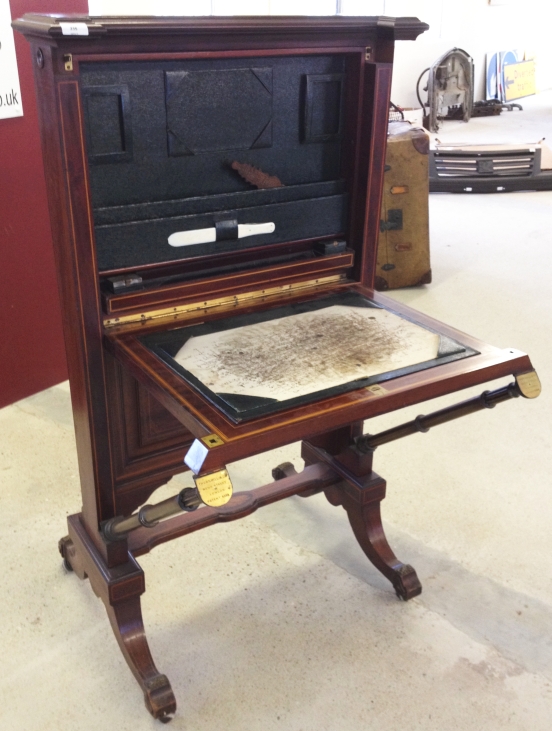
[272,462,297,480]
[301,440,422,601]
[59,535,75,573]
[338,486,422,601]
[106,598,176,722]
[60,516,177,721]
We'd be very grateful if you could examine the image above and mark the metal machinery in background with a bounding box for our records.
[417,47,474,132]
[429,142,552,193]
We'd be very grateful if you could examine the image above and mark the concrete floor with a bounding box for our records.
[1,93,552,730]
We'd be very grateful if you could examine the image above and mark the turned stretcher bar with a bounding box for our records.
[102,372,540,542]
[356,371,540,451]
[101,462,340,543]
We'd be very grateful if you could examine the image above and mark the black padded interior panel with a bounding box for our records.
[80,54,348,271]
[82,85,133,164]
[96,191,348,269]
[166,67,274,156]
[304,74,344,143]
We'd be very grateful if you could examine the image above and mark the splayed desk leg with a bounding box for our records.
[301,439,422,600]
[59,517,177,722]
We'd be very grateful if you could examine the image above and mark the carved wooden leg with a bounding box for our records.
[302,440,422,601]
[337,479,422,601]
[60,516,177,721]
[105,596,176,722]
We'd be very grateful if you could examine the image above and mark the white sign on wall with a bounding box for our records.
[0,0,23,120]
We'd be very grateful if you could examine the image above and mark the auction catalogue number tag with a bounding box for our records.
[59,22,89,36]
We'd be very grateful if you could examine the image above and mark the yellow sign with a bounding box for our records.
[504,60,536,102]
[194,469,233,507]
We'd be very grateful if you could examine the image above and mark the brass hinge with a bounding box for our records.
[103,273,347,330]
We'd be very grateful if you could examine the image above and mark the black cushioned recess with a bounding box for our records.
[304,74,344,143]
[82,85,133,164]
[81,54,348,271]
[95,193,348,270]
[166,68,273,156]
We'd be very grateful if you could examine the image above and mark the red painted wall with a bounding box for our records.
[0,0,88,408]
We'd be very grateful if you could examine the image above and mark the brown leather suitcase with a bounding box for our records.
[376,121,431,290]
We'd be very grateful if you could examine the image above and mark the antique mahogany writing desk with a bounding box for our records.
[15,14,540,721]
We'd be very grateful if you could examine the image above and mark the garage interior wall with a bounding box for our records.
[89,0,552,106]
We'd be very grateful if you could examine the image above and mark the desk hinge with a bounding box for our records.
[103,273,347,330]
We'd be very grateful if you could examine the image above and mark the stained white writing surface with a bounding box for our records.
[175,305,440,402]
[0,0,23,119]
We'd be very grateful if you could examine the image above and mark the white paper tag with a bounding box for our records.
[59,22,89,36]
[184,439,209,475]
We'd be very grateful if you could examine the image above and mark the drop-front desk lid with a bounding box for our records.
[135,290,476,422]
[106,282,533,470]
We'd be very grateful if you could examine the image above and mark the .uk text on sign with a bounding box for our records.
[0,0,23,119]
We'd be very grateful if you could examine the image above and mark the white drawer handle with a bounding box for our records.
[168,222,275,248]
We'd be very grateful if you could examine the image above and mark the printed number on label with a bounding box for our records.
[59,22,89,36]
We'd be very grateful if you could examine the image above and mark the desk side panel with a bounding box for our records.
[31,45,195,528]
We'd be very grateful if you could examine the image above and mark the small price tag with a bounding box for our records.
[59,22,89,36]
[184,439,209,474]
